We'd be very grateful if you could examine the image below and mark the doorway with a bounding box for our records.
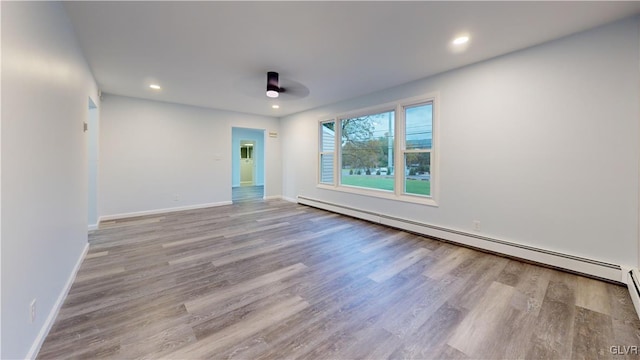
[231,127,265,202]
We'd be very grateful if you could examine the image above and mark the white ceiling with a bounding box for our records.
[64,1,640,117]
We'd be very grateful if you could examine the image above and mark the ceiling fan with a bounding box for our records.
[234,71,310,101]
[264,71,309,100]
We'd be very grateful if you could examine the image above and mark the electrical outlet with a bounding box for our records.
[30,299,36,323]
[473,220,481,231]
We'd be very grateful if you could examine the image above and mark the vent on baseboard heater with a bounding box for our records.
[628,269,640,319]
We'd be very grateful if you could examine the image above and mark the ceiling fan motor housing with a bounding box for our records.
[266,71,280,97]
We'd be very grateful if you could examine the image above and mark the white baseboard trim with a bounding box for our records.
[281,196,298,203]
[263,195,282,200]
[297,195,622,283]
[98,201,232,223]
[88,224,98,231]
[27,242,89,359]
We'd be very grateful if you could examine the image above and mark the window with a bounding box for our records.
[240,145,253,159]
[340,110,395,192]
[403,102,432,197]
[319,120,335,185]
[318,93,438,206]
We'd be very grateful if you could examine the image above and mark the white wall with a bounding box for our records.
[1,2,99,358]
[232,127,265,187]
[99,95,281,217]
[88,99,99,228]
[281,18,640,269]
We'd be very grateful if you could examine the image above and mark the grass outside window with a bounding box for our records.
[341,175,430,195]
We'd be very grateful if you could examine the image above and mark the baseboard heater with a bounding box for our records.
[628,269,640,318]
[296,195,622,284]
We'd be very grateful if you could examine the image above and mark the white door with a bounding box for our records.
[240,141,255,186]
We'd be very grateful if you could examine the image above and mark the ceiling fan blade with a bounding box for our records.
[278,81,310,98]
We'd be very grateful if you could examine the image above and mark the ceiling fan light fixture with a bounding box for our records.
[452,35,469,45]
[266,71,280,98]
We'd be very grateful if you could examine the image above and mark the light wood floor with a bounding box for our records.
[38,200,640,359]
[232,185,264,203]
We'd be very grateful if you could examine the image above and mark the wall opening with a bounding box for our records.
[231,127,265,202]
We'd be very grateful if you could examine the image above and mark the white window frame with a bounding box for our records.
[397,98,435,200]
[317,92,439,207]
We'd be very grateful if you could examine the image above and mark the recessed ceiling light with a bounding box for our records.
[452,36,469,45]
[272,105,280,109]
[149,84,161,90]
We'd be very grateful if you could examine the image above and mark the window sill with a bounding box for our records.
[316,183,438,207]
